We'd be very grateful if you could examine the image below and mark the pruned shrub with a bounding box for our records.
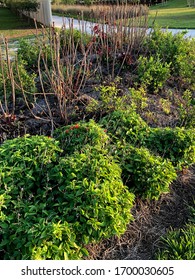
[54,119,109,154]
[99,109,149,146]
[145,127,195,169]
[114,144,177,200]
[156,224,195,260]
[0,135,134,259]
[50,148,135,244]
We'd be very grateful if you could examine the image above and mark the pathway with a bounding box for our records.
[52,15,195,38]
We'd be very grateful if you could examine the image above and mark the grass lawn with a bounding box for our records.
[149,0,195,29]
[0,7,39,41]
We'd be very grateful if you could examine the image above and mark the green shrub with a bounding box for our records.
[0,135,134,259]
[87,84,146,114]
[50,148,135,244]
[54,120,109,154]
[145,28,195,87]
[86,84,121,113]
[137,55,171,93]
[99,109,149,146]
[156,224,195,260]
[114,144,177,200]
[145,127,195,169]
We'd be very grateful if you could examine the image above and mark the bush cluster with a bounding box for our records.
[0,134,134,260]
[99,109,195,199]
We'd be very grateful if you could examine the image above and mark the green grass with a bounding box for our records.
[149,0,195,29]
[0,7,39,40]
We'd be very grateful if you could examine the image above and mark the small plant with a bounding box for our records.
[156,224,195,260]
[114,144,177,200]
[145,127,195,169]
[129,87,148,112]
[99,109,149,147]
[159,98,171,115]
[86,83,133,114]
[137,55,171,93]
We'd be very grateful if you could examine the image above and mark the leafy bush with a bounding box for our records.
[86,84,133,114]
[156,224,195,260]
[145,127,195,169]
[114,144,177,200]
[99,109,149,146]
[137,55,171,93]
[54,120,109,154]
[0,135,134,259]
[50,148,135,244]
[145,28,195,87]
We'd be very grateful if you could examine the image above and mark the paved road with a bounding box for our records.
[52,15,195,38]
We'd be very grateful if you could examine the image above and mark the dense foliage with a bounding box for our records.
[54,120,109,154]
[0,135,134,259]
[144,28,195,90]
[145,127,195,169]
[114,144,177,200]
[99,109,150,146]
[0,3,195,260]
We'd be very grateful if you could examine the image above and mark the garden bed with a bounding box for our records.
[0,4,195,260]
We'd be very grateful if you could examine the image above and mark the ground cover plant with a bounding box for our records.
[0,2,195,260]
[156,223,195,260]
